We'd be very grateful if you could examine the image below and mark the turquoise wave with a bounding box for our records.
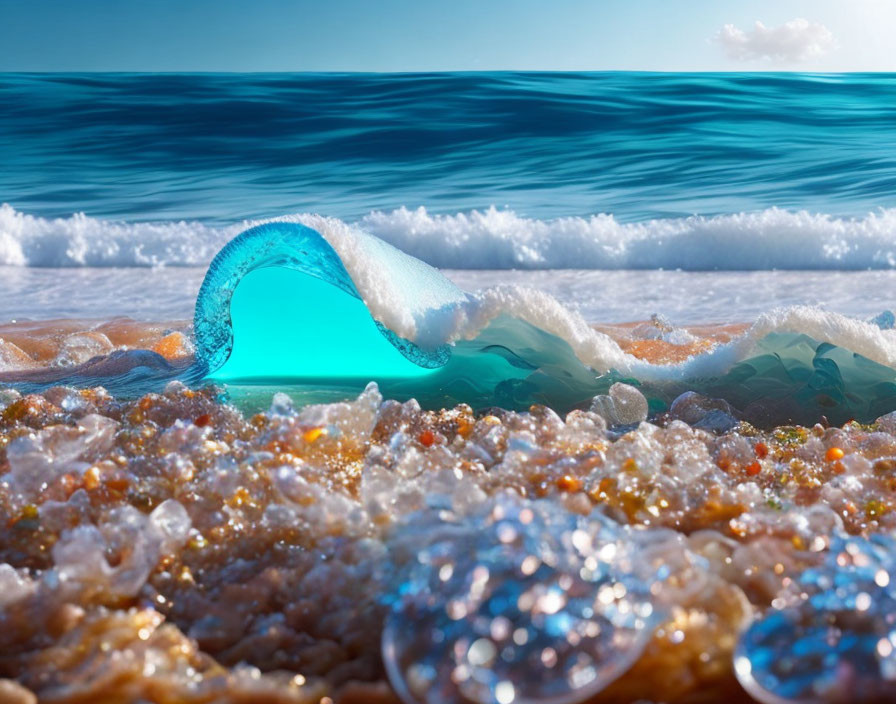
[193,223,896,425]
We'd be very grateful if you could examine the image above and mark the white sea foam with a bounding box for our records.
[0,204,236,267]
[358,206,896,270]
[634,306,896,381]
[4,203,896,271]
[445,289,896,380]
[458,294,896,382]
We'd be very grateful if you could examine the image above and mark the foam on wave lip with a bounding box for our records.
[6,202,896,271]
[629,306,896,382]
[278,214,470,350]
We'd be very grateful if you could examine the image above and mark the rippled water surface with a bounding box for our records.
[3,72,896,223]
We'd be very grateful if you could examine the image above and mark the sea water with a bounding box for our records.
[2,72,896,322]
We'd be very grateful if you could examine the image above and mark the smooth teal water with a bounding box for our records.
[3,72,896,224]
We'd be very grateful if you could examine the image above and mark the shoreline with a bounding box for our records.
[0,316,747,374]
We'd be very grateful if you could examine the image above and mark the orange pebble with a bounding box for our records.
[303,427,325,443]
[754,442,769,459]
[556,475,582,492]
[84,466,101,491]
[152,332,188,360]
[825,447,845,462]
[59,473,78,498]
[194,413,211,428]
[105,475,130,492]
[745,461,762,477]
[418,430,435,447]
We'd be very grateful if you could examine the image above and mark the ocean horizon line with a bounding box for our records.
[4,69,896,76]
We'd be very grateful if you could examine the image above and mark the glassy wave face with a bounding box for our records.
[3,72,896,226]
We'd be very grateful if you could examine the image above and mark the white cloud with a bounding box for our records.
[716,18,836,63]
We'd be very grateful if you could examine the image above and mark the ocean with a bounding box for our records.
[6,72,896,224]
[1,72,896,323]
[4,72,896,703]
[4,70,896,415]
[0,73,896,298]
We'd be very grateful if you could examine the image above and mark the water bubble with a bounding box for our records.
[382,494,659,704]
[736,533,896,703]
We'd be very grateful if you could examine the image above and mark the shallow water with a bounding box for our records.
[3,267,896,325]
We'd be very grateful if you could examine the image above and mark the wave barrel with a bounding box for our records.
[193,221,463,387]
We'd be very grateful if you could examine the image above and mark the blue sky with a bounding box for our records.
[0,0,893,72]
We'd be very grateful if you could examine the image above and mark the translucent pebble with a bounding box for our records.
[0,564,37,607]
[269,392,295,416]
[589,383,648,427]
[52,332,114,367]
[0,387,21,411]
[162,379,189,395]
[382,494,659,704]
[735,532,896,703]
[6,414,118,501]
[52,500,191,598]
[158,420,211,455]
[295,381,382,444]
[148,500,192,554]
[59,391,86,412]
[0,679,36,704]
[630,314,697,345]
[875,410,896,435]
[53,524,112,590]
[669,391,739,433]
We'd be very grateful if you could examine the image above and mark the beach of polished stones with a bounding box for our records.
[1,376,896,703]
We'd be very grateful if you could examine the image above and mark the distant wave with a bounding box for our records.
[359,206,896,270]
[3,203,896,270]
[0,204,234,267]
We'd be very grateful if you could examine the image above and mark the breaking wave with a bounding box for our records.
[184,220,896,424]
[4,204,896,270]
